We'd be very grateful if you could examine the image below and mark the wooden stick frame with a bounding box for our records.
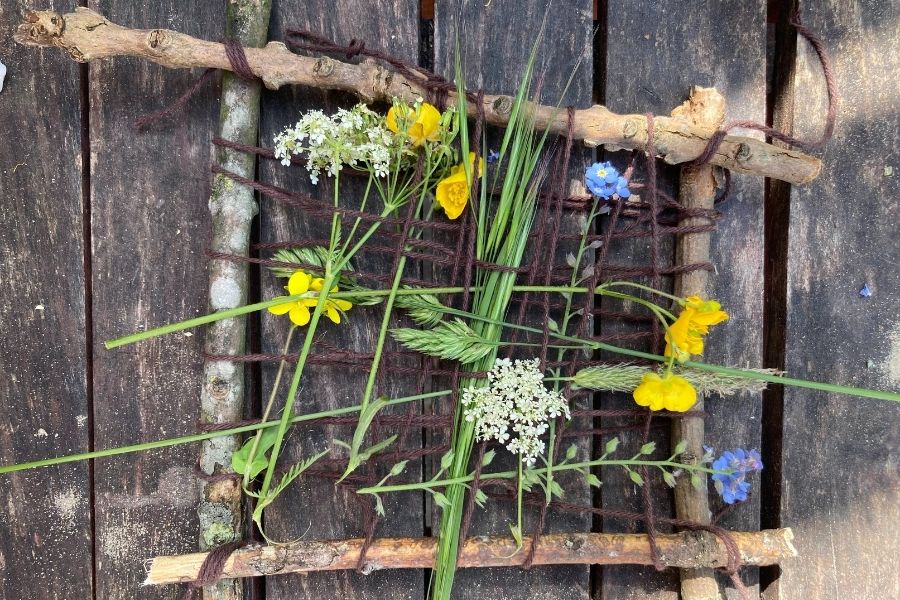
[12,7,801,589]
[145,529,797,585]
[15,7,821,185]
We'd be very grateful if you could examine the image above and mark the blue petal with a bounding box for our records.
[617,187,631,198]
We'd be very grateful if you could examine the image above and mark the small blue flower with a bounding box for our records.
[711,448,763,504]
[487,149,500,164]
[859,283,872,298]
[585,161,630,200]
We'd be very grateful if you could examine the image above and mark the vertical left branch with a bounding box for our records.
[198,2,272,600]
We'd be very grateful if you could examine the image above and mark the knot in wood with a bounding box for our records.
[735,142,753,163]
[148,29,168,50]
[209,376,231,401]
[314,57,335,78]
[25,10,65,41]
[622,119,640,139]
[492,95,513,116]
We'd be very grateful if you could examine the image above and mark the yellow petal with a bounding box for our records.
[417,102,441,141]
[326,305,341,324]
[300,298,319,307]
[333,299,353,311]
[287,271,311,295]
[310,278,325,292]
[386,105,411,134]
[289,305,311,326]
[268,298,294,315]
[633,373,666,411]
[662,375,698,412]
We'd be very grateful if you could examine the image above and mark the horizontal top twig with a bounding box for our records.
[15,7,821,185]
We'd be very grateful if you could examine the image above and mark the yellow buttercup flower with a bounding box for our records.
[268,270,353,326]
[435,152,485,220]
[633,372,697,412]
[664,295,729,362]
[386,102,441,146]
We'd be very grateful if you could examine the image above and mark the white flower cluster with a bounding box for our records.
[462,358,571,466]
[273,104,394,184]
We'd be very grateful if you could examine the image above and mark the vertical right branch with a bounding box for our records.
[670,86,726,600]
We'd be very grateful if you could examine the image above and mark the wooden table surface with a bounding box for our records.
[0,1,896,599]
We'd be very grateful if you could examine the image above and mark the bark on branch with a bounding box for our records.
[144,528,796,585]
[672,86,727,600]
[15,7,821,185]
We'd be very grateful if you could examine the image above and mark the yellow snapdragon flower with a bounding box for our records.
[268,270,353,326]
[435,152,485,220]
[664,295,729,362]
[386,102,441,146]
[633,372,697,412]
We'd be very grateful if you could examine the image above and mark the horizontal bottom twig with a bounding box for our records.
[145,528,795,585]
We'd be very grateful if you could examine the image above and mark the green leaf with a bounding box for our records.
[474,489,489,508]
[628,470,645,486]
[547,318,559,333]
[509,524,523,548]
[640,442,656,455]
[584,473,602,488]
[374,493,385,517]
[565,252,578,268]
[231,428,280,478]
[565,444,578,461]
[673,440,688,456]
[339,396,394,480]
[259,449,330,512]
[605,437,620,454]
[690,474,703,491]
[481,449,496,467]
[357,435,398,464]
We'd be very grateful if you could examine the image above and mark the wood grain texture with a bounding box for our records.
[601,2,767,599]
[0,1,93,598]
[258,2,423,599]
[779,1,900,599]
[88,1,221,597]
[433,1,594,598]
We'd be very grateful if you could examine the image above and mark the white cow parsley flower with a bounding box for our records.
[462,358,570,466]
[273,104,394,184]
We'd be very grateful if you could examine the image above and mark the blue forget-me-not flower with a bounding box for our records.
[711,448,763,504]
[585,161,631,200]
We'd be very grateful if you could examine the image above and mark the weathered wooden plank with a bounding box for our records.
[257,2,423,599]
[602,2,767,599]
[88,1,222,597]
[433,1,594,598]
[779,1,900,599]
[0,1,93,598]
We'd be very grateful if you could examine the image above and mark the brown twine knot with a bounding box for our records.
[182,540,244,600]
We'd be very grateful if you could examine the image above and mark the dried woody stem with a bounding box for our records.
[196,2,271,600]
[144,529,797,585]
[671,87,727,600]
[16,7,821,185]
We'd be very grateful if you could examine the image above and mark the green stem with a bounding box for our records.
[0,390,451,475]
[358,457,723,495]
[600,281,686,304]
[243,325,296,490]
[103,285,593,349]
